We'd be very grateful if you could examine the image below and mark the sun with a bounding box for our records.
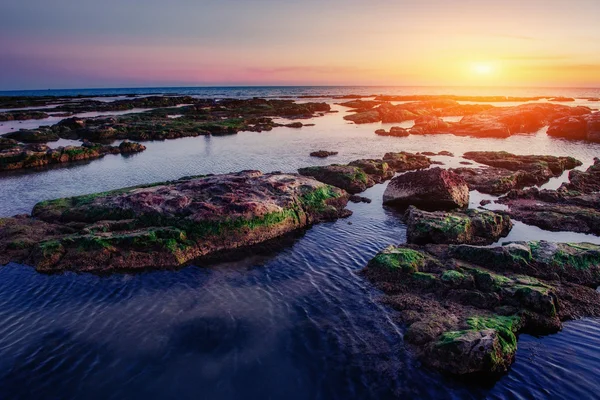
[472,63,493,75]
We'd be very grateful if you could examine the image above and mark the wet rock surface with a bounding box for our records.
[363,241,600,376]
[0,141,146,171]
[406,206,512,245]
[451,151,582,195]
[383,168,469,210]
[299,152,431,194]
[547,112,600,142]
[0,171,350,272]
[2,98,331,144]
[498,158,600,234]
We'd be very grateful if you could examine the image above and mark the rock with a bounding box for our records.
[298,164,375,194]
[343,110,380,124]
[349,195,372,203]
[410,116,452,135]
[309,150,338,158]
[284,122,304,128]
[338,100,381,110]
[344,99,493,125]
[547,112,600,142]
[459,161,473,165]
[299,153,429,194]
[438,151,454,157]
[452,103,591,138]
[496,159,600,234]
[0,142,148,171]
[561,157,600,193]
[4,129,60,143]
[0,172,350,272]
[450,151,582,195]
[299,159,393,194]
[406,206,512,245]
[362,241,600,377]
[383,168,469,210]
[480,200,492,206]
[118,141,147,154]
[382,152,432,171]
[375,126,409,137]
[0,111,49,122]
[0,138,20,150]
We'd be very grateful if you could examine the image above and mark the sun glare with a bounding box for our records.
[472,63,493,75]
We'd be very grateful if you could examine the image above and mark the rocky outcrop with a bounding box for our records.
[497,158,600,234]
[406,206,512,245]
[451,152,582,195]
[4,129,60,143]
[299,152,432,194]
[363,241,600,376]
[383,168,469,210]
[0,110,50,122]
[309,150,338,158]
[547,112,600,142]
[0,171,350,272]
[451,103,591,138]
[22,98,331,143]
[0,141,146,171]
[344,100,493,125]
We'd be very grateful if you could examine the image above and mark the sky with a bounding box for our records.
[1,0,599,90]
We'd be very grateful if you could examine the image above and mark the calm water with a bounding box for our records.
[1,87,600,399]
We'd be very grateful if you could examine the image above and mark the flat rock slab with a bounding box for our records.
[0,171,350,272]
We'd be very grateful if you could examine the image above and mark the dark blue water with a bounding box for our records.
[1,87,600,399]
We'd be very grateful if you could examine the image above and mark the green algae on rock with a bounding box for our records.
[0,141,146,171]
[0,171,350,272]
[406,206,512,245]
[362,241,600,377]
[299,152,431,194]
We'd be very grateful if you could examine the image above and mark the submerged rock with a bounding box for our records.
[309,150,338,158]
[406,206,512,245]
[363,241,600,376]
[0,171,350,272]
[383,168,469,210]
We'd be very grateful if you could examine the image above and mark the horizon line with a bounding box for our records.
[1,84,600,94]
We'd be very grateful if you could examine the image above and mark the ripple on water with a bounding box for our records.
[1,91,600,399]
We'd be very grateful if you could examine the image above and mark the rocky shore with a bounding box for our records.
[1,98,329,144]
[0,171,350,272]
[450,151,582,195]
[0,141,146,171]
[363,241,600,376]
[498,158,600,234]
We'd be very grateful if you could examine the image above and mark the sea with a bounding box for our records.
[0,86,599,399]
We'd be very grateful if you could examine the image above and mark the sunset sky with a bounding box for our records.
[1,0,599,90]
